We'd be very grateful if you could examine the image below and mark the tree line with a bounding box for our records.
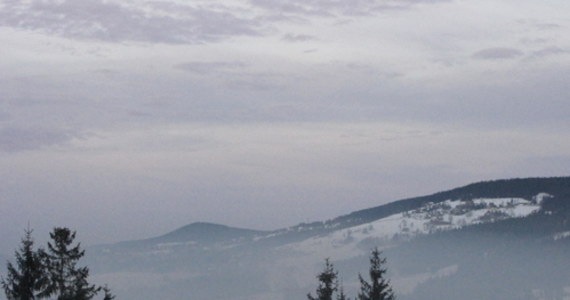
[308,248,394,300]
[1,227,114,300]
[3,227,393,300]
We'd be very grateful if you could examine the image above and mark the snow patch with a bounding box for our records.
[533,193,553,205]
[284,195,542,261]
[553,231,570,241]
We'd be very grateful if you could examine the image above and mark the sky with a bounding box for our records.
[1,0,570,254]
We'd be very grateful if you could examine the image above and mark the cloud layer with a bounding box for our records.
[473,47,524,60]
[0,127,78,152]
[0,0,261,44]
[0,0,456,45]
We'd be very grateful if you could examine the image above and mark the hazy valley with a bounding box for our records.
[51,177,570,300]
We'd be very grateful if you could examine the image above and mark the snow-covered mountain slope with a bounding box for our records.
[87,177,570,300]
[95,192,552,257]
[95,177,570,254]
[252,178,570,247]
[282,194,549,260]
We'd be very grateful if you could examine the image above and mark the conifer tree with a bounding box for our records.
[357,248,395,300]
[39,227,100,300]
[308,259,338,300]
[1,228,46,300]
[337,281,349,300]
[101,285,115,300]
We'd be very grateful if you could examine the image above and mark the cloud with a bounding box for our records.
[531,46,569,58]
[175,61,287,90]
[249,0,450,17]
[535,23,562,30]
[472,47,524,60]
[517,19,563,32]
[0,127,79,152]
[0,0,261,44]
[175,62,248,75]
[520,37,551,45]
[0,0,454,45]
[282,33,318,42]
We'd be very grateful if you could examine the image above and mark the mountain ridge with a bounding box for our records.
[86,176,570,300]
[247,176,570,246]
[99,176,570,249]
[329,176,570,227]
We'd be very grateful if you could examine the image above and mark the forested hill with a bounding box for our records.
[86,176,570,300]
[106,222,268,250]
[328,176,570,228]
[256,176,570,247]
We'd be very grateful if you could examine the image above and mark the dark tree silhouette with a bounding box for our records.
[308,259,338,300]
[337,281,349,300]
[1,228,46,300]
[39,228,100,300]
[3,227,114,300]
[101,285,115,300]
[357,248,395,300]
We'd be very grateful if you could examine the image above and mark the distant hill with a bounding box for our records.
[103,222,268,251]
[87,176,570,300]
[332,176,570,226]
[259,176,570,245]
[148,222,267,244]
[94,177,570,251]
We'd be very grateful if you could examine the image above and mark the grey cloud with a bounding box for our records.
[249,0,449,17]
[175,61,285,90]
[0,0,452,43]
[517,19,562,31]
[0,127,79,152]
[223,72,287,90]
[520,37,551,45]
[176,62,248,75]
[249,0,333,17]
[535,23,562,31]
[0,0,260,44]
[472,47,524,60]
[531,46,569,58]
[282,33,318,42]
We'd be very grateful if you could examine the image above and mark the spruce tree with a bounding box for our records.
[337,281,349,300]
[357,248,395,300]
[101,285,115,300]
[39,227,100,300]
[1,228,46,300]
[308,259,338,300]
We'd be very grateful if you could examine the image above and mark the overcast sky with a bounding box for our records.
[1,0,570,253]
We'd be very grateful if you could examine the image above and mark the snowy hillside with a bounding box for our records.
[99,194,550,258]
[283,194,549,260]
[86,177,570,300]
